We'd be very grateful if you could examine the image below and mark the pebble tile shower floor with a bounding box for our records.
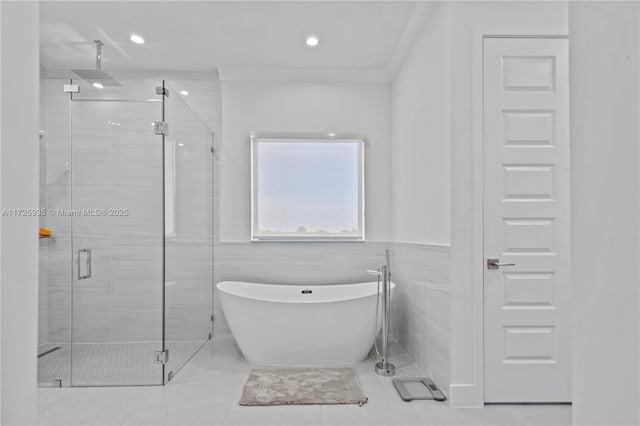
[37,336,572,425]
[38,341,206,386]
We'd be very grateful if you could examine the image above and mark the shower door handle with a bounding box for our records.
[77,249,92,280]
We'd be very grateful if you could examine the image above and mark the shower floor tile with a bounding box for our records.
[37,336,572,426]
[38,340,206,386]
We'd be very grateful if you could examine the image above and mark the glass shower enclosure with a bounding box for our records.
[38,77,214,386]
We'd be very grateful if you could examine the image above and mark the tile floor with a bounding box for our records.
[37,336,571,425]
[38,341,207,386]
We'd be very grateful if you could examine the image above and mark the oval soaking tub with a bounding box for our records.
[216,281,395,366]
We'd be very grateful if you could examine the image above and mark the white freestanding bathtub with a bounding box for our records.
[216,281,395,366]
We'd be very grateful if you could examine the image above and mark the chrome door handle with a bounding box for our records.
[78,249,92,280]
[367,269,383,276]
[487,258,516,270]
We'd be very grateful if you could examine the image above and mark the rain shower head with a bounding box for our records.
[71,40,121,87]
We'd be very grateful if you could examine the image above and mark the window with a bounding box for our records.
[251,134,365,241]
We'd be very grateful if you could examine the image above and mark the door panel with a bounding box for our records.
[483,37,570,402]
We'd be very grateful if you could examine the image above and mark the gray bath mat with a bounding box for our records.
[239,367,368,406]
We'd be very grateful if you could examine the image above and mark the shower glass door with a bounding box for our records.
[69,79,165,385]
[162,81,215,383]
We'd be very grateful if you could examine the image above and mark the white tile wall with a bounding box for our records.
[217,242,388,285]
[390,242,450,395]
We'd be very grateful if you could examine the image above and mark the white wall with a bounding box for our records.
[570,2,640,424]
[447,1,568,405]
[218,73,391,242]
[391,2,451,245]
[389,1,452,394]
[0,2,39,424]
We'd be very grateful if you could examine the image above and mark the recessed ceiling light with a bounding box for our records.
[92,82,104,89]
[305,34,319,47]
[180,90,189,96]
[130,34,145,45]
[178,143,184,147]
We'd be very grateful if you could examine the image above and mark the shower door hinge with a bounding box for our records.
[154,121,169,136]
[155,87,169,97]
[155,349,169,364]
[63,84,80,94]
[210,314,214,322]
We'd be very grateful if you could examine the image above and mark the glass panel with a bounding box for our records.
[69,85,165,385]
[162,82,214,383]
[38,78,73,386]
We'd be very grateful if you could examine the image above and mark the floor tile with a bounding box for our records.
[509,404,572,426]
[38,386,156,426]
[36,337,574,426]
[452,405,522,426]
[223,404,323,426]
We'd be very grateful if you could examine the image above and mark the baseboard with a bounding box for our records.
[449,383,484,407]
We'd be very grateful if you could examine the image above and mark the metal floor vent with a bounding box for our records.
[392,377,447,402]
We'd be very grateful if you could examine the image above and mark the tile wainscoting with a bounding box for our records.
[213,240,451,397]
[390,242,450,396]
[213,241,389,335]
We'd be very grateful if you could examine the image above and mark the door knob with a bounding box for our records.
[487,258,516,270]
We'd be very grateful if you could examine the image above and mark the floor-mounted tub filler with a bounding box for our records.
[217,280,394,366]
[367,249,396,377]
[370,250,447,402]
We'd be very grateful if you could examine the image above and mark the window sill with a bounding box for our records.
[250,237,365,243]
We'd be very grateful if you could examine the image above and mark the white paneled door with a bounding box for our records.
[483,37,570,403]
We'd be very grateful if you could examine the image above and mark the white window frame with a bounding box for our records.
[250,132,366,242]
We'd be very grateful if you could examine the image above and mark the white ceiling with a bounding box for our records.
[40,1,417,72]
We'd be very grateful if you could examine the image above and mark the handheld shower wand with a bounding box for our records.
[367,249,395,376]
